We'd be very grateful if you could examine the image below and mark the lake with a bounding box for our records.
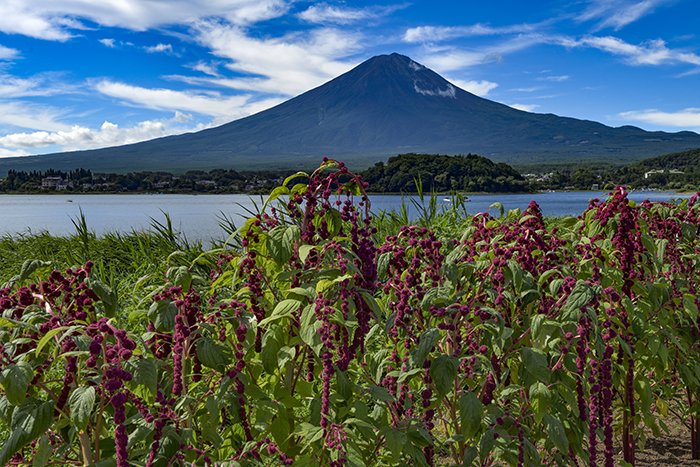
[0,191,691,243]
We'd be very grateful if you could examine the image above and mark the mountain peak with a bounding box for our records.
[2,51,700,174]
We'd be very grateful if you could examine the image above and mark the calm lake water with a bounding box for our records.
[0,191,691,243]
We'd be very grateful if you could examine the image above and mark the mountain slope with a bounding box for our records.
[1,53,700,174]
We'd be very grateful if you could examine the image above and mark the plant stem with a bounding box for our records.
[78,431,94,466]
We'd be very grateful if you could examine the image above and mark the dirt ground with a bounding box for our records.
[634,416,700,466]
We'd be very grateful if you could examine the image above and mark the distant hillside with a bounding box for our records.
[1,53,700,175]
[361,153,528,193]
[634,148,700,172]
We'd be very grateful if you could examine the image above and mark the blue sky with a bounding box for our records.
[0,0,699,157]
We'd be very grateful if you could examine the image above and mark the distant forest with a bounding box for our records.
[528,148,700,191]
[361,153,529,193]
[0,150,698,194]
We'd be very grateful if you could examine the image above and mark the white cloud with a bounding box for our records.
[0,44,19,60]
[448,79,498,97]
[579,0,668,30]
[145,43,173,54]
[573,36,700,66]
[191,22,360,96]
[95,80,283,122]
[0,0,289,41]
[189,61,220,77]
[417,34,552,73]
[619,108,700,129]
[298,3,405,25]
[509,103,540,112]
[0,113,202,155]
[403,23,538,43]
[538,74,570,82]
[99,38,116,48]
[0,102,71,132]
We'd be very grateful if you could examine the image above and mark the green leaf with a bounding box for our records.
[299,305,323,356]
[132,358,158,397]
[459,391,483,437]
[32,435,51,467]
[283,171,308,188]
[295,422,324,444]
[148,300,177,332]
[544,414,569,452]
[369,385,394,403]
[431,355,459,396]
[335,370,353,402]
[298,244,315,263]
[522,348,551,385]
[68,387,95,430]
[411,328,440,367]
[35,326,67,357]
[562,281,593,318]
[172,266,192,291]
[258,299,301,326]
[196,338,230,373]
[266,185,290,205]
[267,225,297,265]
[0,399,54,466]
[4,259,51,288]
[529,382,552,422]
[0,363,33,405]
[382,427,406,461]
[87,278,118,317]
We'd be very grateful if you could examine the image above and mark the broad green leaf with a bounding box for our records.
[35,326,67,357]
[148,300,178,332]
[411,328,440,367]
[562,281,593,318]
[529,382,552,422]
[0,399,54,466]
[86,278,118,317]
[522,348,551,385]
[382,427,406,461]
[32,435,51,467]
[298,245,315,263]
[68,386,95,430]
[258,299,301,326]
[369,385,394,402]
[544,414,569,452]
[431,355,459,396]
[131,358,158,397]
[196,338,230,373]
[0,363,33,405]
[459,391,483,437]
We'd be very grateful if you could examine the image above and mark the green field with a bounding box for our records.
[0,160,699,466]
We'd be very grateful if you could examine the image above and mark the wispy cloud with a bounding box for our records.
[298,3,405,25]
[95,80,283,122]
[509,103,540,112]
[573,36,700,66]
[0,44,19,60]
[447,79,498,97]
[579,0,668,31]
[619,108,700,129]
[188,61,221,77]
[417,33,555,73]
[0,113,201,155]
[0,0,290,41]
[144,43,174,54]
[403,23,540,43]
[191,22,360,96]
[0,102,72,132]
[99,38,116,48]
[538,74,570,82]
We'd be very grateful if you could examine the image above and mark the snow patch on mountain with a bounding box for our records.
[413,82,456,98]
[408,60,424,71]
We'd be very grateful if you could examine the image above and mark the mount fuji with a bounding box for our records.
[1,53,700,174]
